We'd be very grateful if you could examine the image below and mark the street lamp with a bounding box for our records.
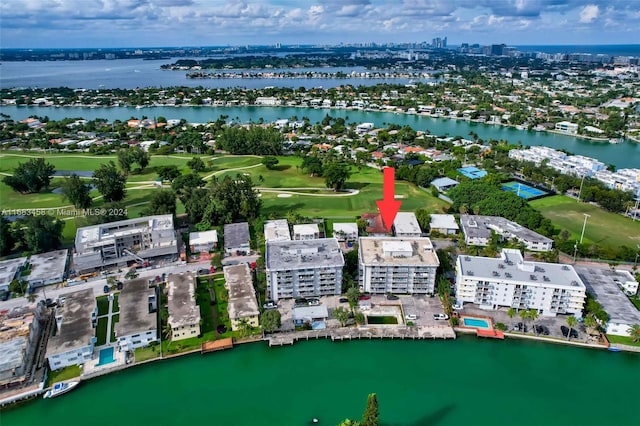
[635,245,640,269]
[579,213,590,245]
[573,243,579,263]
[577,174,586,203]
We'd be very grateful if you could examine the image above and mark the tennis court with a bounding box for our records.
[501,181,548,199]
[458,166,487,179]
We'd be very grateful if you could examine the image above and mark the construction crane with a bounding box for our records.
[122,248,150,267]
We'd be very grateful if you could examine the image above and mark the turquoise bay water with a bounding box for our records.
[1,105,637,169]
[2,338,638,426]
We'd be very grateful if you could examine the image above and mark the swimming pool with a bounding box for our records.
[462,317,490,329]
[501,181,548,199]
[97,347,116,366]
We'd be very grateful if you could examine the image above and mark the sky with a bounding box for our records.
[0,0,639,48]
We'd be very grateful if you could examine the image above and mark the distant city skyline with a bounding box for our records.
[0,0,638,49]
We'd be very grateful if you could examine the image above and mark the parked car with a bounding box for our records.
[358,295,371,301]
[198,269,210,275]
[1,292,10,301]
[513,322,528,332]
[386,294,399,300]
[294,297,308,305]
[561,326,579,339]
[308,298,320,306]
[339,297,349,303]
[103,285,110,294]
[405,314,417,321]
[263,301,277,310]
[452,303,463,310]
[45,298,57,308]
[433,313,449,320]
[117,281,124,291]
[535,325,550,335]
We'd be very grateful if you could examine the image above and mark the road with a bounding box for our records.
[0,260,212,311]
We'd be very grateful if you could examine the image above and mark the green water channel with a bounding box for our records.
[2,337,637,426]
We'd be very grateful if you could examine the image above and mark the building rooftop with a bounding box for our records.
[189,230,218,245]
[266,238,344,271]
[46,289,96,357]
[359,237,439,266]
[224,222,250,250]
[167,273,200,329]
[27,249,68,284]
[0,337,28,380]
[0,257,28,288]
[223,264,259,320]
[333,222,358,236]
[393,212,422,235]
[115,278,157,338]
[431,177,459,188]
[361,213,388,235]
[458,249,585,290]
[292,305,329,321]
[430,214,460,230]
[293,223,320,235]
[460,215,553,244]
[76,214,174,246]
[575,266,640,326]
[264,219,291,242]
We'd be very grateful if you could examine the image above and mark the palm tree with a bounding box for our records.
[583,315,597,335]
[629,324,640,343]
[566,316,578,341]
[237,318,252,338]
[528,309,539,334]
[507,308,516,330]
[26,292,37,303]
[519,309,528,332]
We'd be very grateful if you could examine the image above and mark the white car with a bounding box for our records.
[452,303,463,311]
[405,314,417,321]
[433,313,449,320]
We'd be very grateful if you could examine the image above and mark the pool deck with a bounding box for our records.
[83,346,126,376]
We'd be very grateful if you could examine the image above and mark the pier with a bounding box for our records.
[201,338,234,353]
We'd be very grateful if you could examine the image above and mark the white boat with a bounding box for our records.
[43,381,79,399]
[609,138,623,144]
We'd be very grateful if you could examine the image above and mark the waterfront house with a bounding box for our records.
[456,249,586,317]
[358,237,439,294]
[167,273,201,341]
[292,305,329,329]
[46,289,97,371]
[555,121,579,134]
[266,238,344,301]
[223,264,260,332]
[115,278,158,351]
[223,222,251,255]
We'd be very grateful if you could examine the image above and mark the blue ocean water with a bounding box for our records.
[514,44,640,56]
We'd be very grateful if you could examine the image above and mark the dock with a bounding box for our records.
[476,329,505,340]
[267,326,456,347]
[201,338,234,353]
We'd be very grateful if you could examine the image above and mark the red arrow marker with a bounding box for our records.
[376,167,402,232]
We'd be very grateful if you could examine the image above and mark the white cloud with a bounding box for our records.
[579,4,599,23]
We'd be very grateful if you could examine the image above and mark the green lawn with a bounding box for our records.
[607,334,640,347]
[46,365,81,386]
[112,294,120,313]
[196,278,215,334]
[110,314,119,343]
[96,296,109,316]
[134,344,161,362]
[366,315,399,325]
[530,195,640,250]
[95,317,108,346]
[207,155,262,172]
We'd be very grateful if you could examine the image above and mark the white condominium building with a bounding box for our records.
[266,238,344,301]
[358,237,439,294]
[455,249,586,317]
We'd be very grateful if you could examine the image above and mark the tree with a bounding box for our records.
[237,318,253,338]
[361,393,379,426]
[566,315,578,341]
[334,306,350,327]
[117,148,134,174]
[18,215,64,253]
[528,309,539,334]
[93,161,127,202]
[201,174,262,226]
[262,156,279,170]
[9,279,28,296]
[354,311,365,326]
[172,173,205,193]
[629,324,640,343]
[346,287,360,313]
[180,187,209,223]
[26,292,37,303]
[129,146,150,171]
[60,174,92,209]
[507,308,517,330]
[0,216,14,256]
[125,268,139,280]
[142,190,177,217]
[261,309,281,333]
[301,156,323,177]
[157,165,181,182]
[415,209,431,233]
[324,162,351,191]
[519,309,529,332]
[583,315,598,335]
[3,158,55,193]
[187,157,206,173]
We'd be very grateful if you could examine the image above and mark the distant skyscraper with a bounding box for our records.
[491,44,506,56]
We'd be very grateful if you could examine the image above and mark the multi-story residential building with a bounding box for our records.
[167,273,201,341]
[264,219,291,242]
[358,237,439,294]
[0,257,27,293]
[555,121,579,134]
[223,222,251,255]
[115,278,158,351]
[393,212,422,237]
[0,304,46,386]
[332,223,358,242]
[189,230,218,253]
[455,249,586,316]
[46,289,97,370]
[508,146,608,178]
[25,249,69,290]
[73,215,178,273]
[223,264,260,331]
[293,224,320,240]
[594,168,640,194]
[266,238,344,301]
[460,215,553,251]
